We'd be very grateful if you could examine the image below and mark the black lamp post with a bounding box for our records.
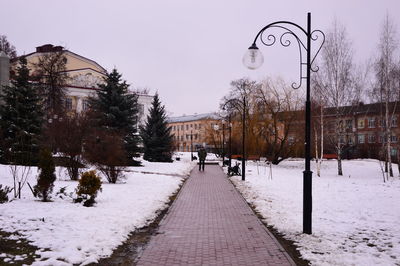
[228,114,232,168]
[222,121,225,165]
[222,97,246,181]
[243,13,324,234]
[190,130,193,161]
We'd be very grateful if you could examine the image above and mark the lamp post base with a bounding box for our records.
[303,170,312,234]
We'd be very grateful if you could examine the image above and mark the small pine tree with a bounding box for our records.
[34,149,56,202]
[140,93,174,162]
[88,69,140,164]
[0,57,43,165]
[76,170,102,207]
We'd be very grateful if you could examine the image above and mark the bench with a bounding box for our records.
[323,153,338,159]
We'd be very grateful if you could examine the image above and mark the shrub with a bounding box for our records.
[83,130,126,183]
[0,185,12,203]
[34,149,56,202]
[76,171,102,207]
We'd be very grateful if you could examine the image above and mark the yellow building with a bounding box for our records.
[9,44,153,124]
[168,113,222,152]
[11,44,107,113]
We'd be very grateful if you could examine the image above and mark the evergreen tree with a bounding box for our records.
[88,68,140,164]
[0,57,43,164]
[140,93,174,162]
[34,149,56,202]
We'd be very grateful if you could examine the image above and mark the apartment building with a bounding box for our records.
[286,102,400,160]
[167,113,221,152]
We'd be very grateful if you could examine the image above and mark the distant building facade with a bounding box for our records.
[168,113,221,152]
[285,102,400,161]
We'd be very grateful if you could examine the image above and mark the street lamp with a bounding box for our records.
[222,121,225,165]
[190,130,193,161]
[243,13,324,234]
[222,97,247,181]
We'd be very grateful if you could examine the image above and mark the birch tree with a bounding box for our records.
[314,19,359,176]
[372,14,399,180]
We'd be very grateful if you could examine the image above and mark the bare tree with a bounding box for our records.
[255,77,302,164]
[221,78,259,159]
[33,50,68,116]
[314,19,359,176]
[0,35,17,59]
[58,114,89,180]
[83,129,126,183]
[372,14,399,180]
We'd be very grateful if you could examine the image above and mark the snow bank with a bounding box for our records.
[231,159,400,266]
[0,158,195,265]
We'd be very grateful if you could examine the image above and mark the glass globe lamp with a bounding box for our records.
[242,44,264,70]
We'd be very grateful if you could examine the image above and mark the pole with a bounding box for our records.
[303,12,313,234]
[222,123,225,165]
[229,114,232,168]
[242,95,246,181]
[191,130,193,160]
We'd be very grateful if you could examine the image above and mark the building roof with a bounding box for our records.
[14,44,107,74]
[323,102,400,117]
[168,112,220,123]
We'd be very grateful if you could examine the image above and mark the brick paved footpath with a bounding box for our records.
[137,165,295,266]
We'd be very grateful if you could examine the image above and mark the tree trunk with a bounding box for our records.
[337,148,343,176]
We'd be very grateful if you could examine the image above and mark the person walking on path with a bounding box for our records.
[197,147,207,171]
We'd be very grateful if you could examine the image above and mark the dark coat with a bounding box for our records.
[198,149,207,161]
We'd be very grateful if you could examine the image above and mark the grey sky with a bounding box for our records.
[2,0,400,116]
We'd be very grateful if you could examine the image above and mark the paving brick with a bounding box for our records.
[137,165,295,266]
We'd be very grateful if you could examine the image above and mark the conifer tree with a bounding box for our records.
[140,93,174,162]
[88,68,140,164]
[34,149,56,202]
[0,57,43,165]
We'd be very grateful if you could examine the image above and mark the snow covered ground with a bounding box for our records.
[231,159,400,266]
[0,154,196,265]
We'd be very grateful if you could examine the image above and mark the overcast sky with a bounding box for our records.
[2,0,400,117]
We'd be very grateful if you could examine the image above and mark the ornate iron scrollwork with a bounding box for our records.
[254,22,325,90]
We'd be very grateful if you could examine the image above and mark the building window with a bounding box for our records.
[368,134,376,143]
[288,136,295,145]
[199,124,202,129]
[379,119,386,128]
[391,116,398,127]
[338,120,344,132]
[82,99,89,111]
[348,136,353,145]
[65,98,72,110]
[357,119,365,129]
[190,124,193,128]
[368,117,375,128]
[181,136,183,141]
[138,104,144,117]
[346,119,352,130]
[181,125,184,130]
[391,148,397,157]
[379,134,384,143]
[186,125,189,130]
[194,124,197,129]
[391,135,398,143]
[358,134,365,144]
